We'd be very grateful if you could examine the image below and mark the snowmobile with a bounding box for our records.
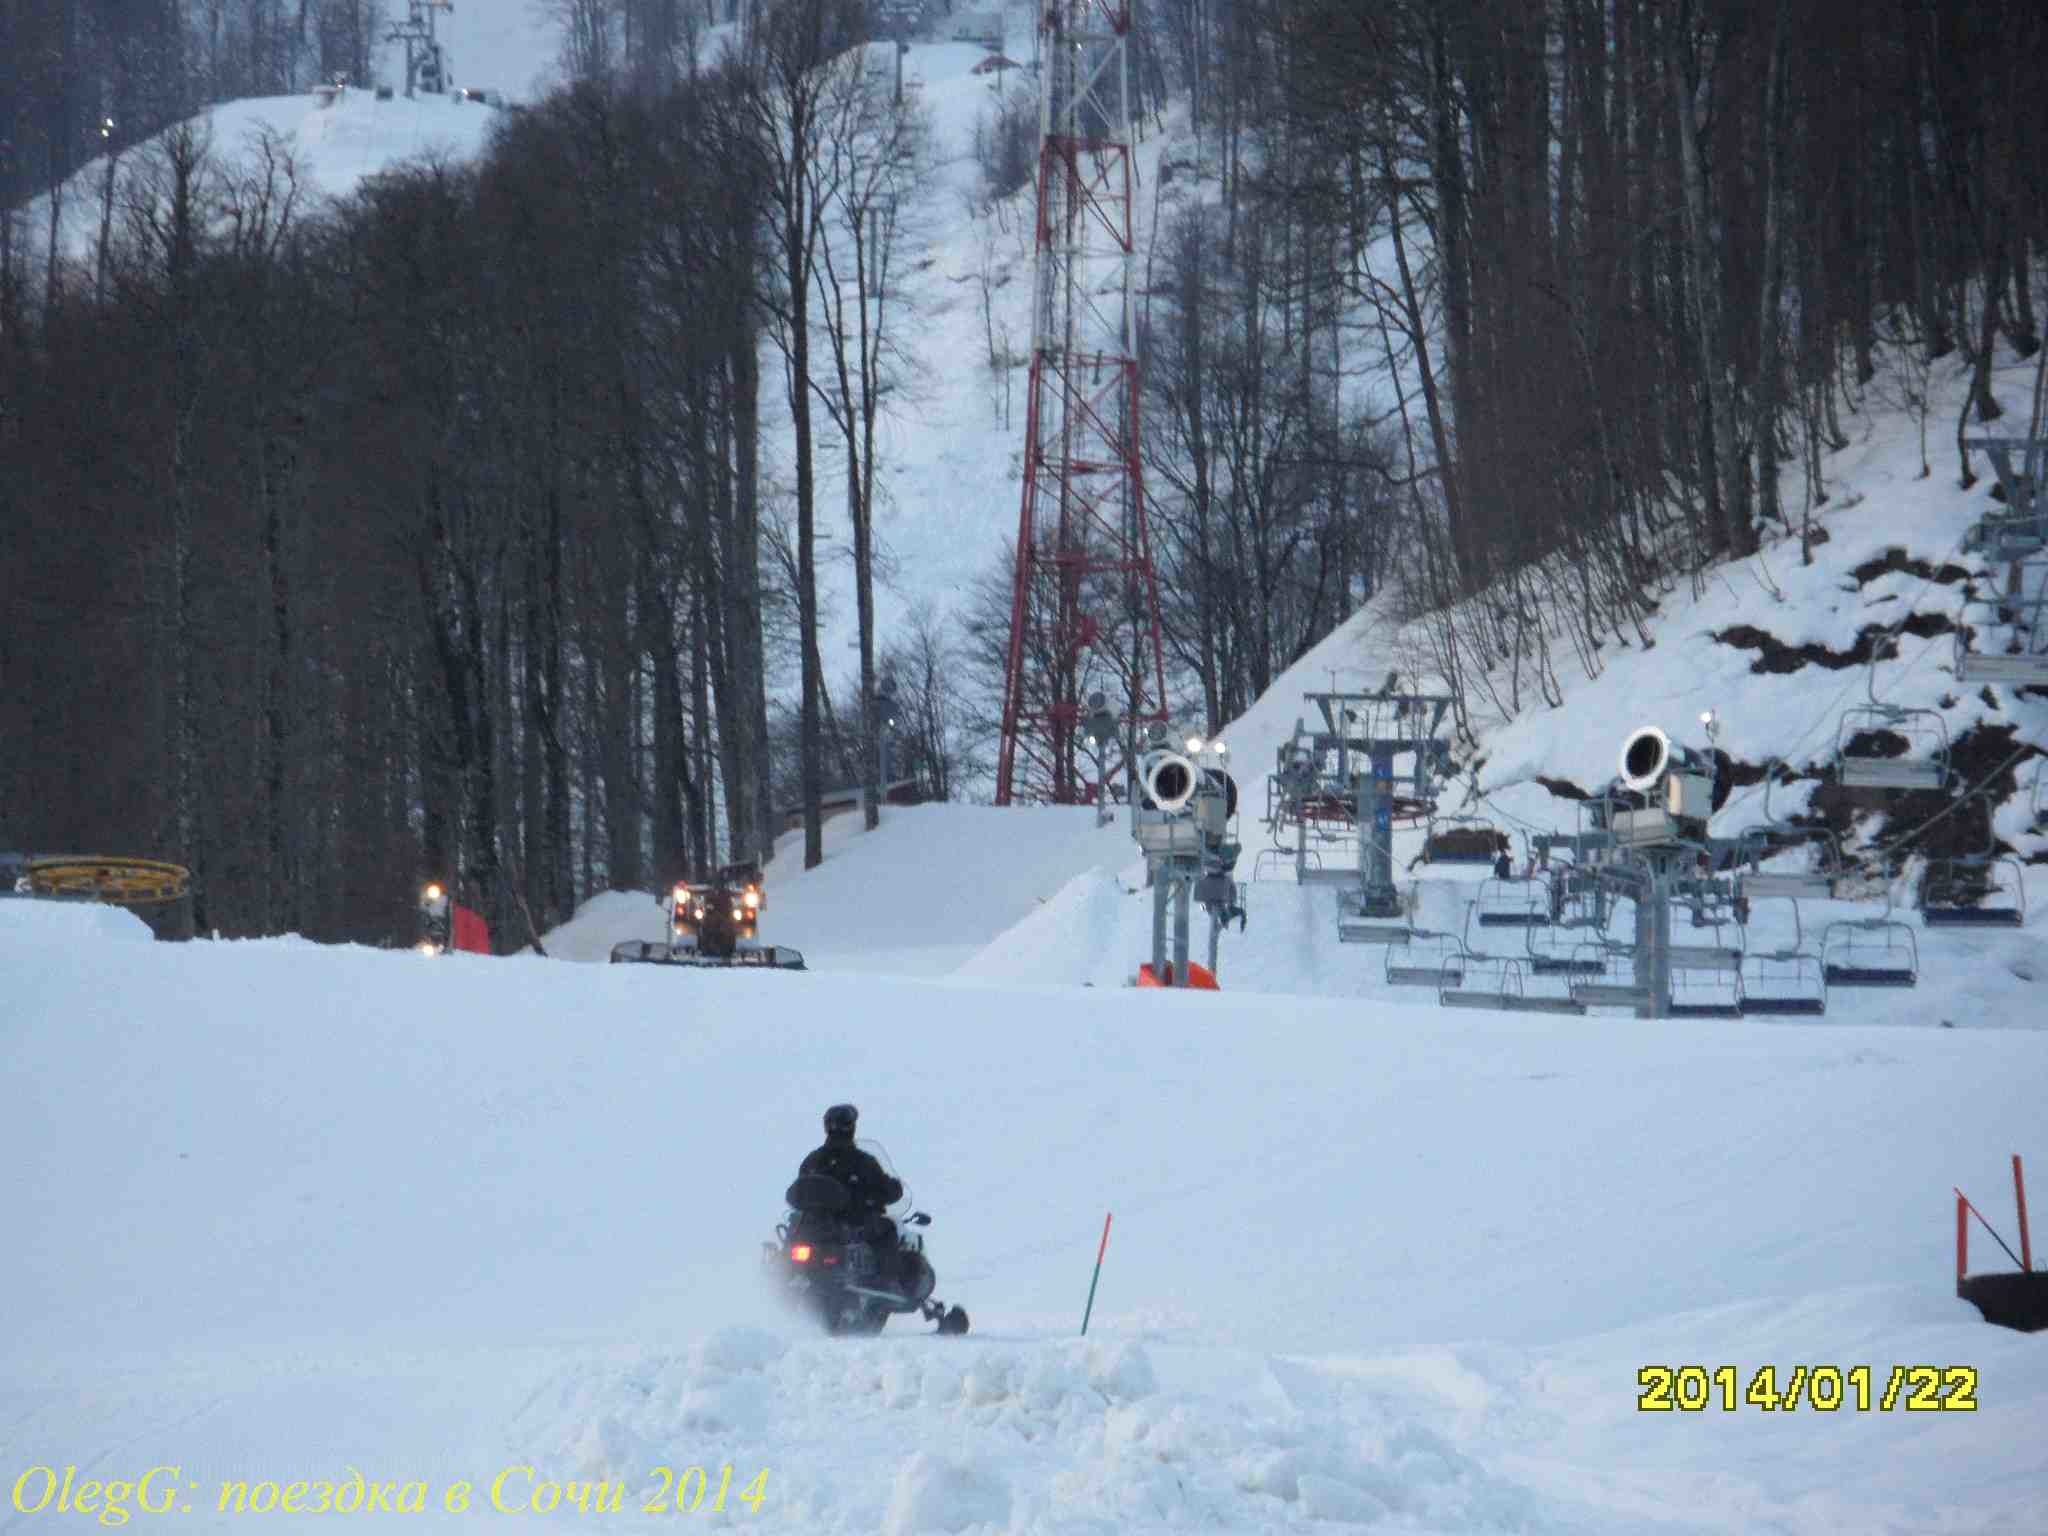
[609,862,807,970]
[762,1171,969,1337]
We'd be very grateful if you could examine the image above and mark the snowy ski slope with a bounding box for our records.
[6,890,2046,1535]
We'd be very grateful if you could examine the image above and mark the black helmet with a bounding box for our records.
[823,1103,858,1141]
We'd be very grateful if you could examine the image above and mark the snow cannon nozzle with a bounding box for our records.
[1619,725,1710,794]
[1142,750,1197,812]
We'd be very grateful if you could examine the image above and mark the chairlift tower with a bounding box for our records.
[1525,725,1803,1018]
[993,0,1168,806]
[386,0,454,97]
[1265,687,1456,942]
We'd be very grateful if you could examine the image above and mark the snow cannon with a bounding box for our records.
[1130,727,1247,986]
[1619,725,1713,794]
[1609,726,1715,846]
[1202,766,1240,820]
[1141,749,1197,813]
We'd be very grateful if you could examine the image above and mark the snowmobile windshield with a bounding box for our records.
[856,1137,913,1215]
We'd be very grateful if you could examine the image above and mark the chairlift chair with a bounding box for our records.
[1736,895,1827,1016]
[1544,862,1613,929]
[1473,871,1553,927]
[1739,952,1827,1016]
[1734,770,1842,901]
[1955,435,2048,682]
[1569,942,1651,1010]
[1337,885,1414,945]
[1339,918,1418,945]
[1384,928,1466,988]
[1919,814,2027,928]
[1953,581,2048,686]
[1667,968,1744,1018]
[1252,847,1309,883]
[1438,953,1585,1015]
[1665,915,1745,1017]
[1834,704,1950,793]
[1821,882,1920,988]
[1524,920,1614,976]
[1962,435,2048,559]
[1523,867,1620,972]
[1421,812,1506,866]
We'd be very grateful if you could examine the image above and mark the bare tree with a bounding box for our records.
[808,45,928,829]
[726,0,869,868]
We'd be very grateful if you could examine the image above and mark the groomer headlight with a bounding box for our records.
[1186,735,1204,753]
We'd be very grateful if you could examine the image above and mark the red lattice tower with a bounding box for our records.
[993,0,1168,806]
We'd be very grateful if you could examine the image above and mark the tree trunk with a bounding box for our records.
[1668,11,1752,558]
[1751,0,1789,534]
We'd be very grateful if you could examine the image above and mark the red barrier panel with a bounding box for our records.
[1135,962,1219,990]
[452,904,492,955]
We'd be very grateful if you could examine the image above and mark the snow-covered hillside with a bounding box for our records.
[1202,340,2048,910]
[7,897,2045,1534]
[13,0,567,263]
[12,1,1079,685]
[912,347,2045,1009]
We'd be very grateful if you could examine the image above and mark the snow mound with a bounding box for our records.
[883,1451,1011,1535]
[0,898,155,946]
[540,887,671,963]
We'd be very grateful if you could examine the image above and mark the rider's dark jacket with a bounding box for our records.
[798,1139,903,1214]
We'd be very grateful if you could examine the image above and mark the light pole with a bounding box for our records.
[417,881,450,955]
[1084,692,1119,828]
[95,116,116,303]
[870,674,899,824]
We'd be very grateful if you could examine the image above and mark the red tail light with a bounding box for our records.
[789,1243,812,1263]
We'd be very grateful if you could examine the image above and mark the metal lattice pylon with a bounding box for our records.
[994,0,1167,806]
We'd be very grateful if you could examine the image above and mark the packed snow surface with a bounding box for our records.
[7,890,2045,1534]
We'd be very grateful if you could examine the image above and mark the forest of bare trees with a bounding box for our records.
[1133,0,2045,743]
[1,0,938,945]
[5,0,2045,942]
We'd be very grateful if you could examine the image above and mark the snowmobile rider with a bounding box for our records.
[800,1103,902,1212]
[798,1104,907,1283]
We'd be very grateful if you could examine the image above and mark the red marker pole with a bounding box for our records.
[2015,1155,2032,1273]
[1957,1189,1968,1285]
[1080,1212,1113,1336]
